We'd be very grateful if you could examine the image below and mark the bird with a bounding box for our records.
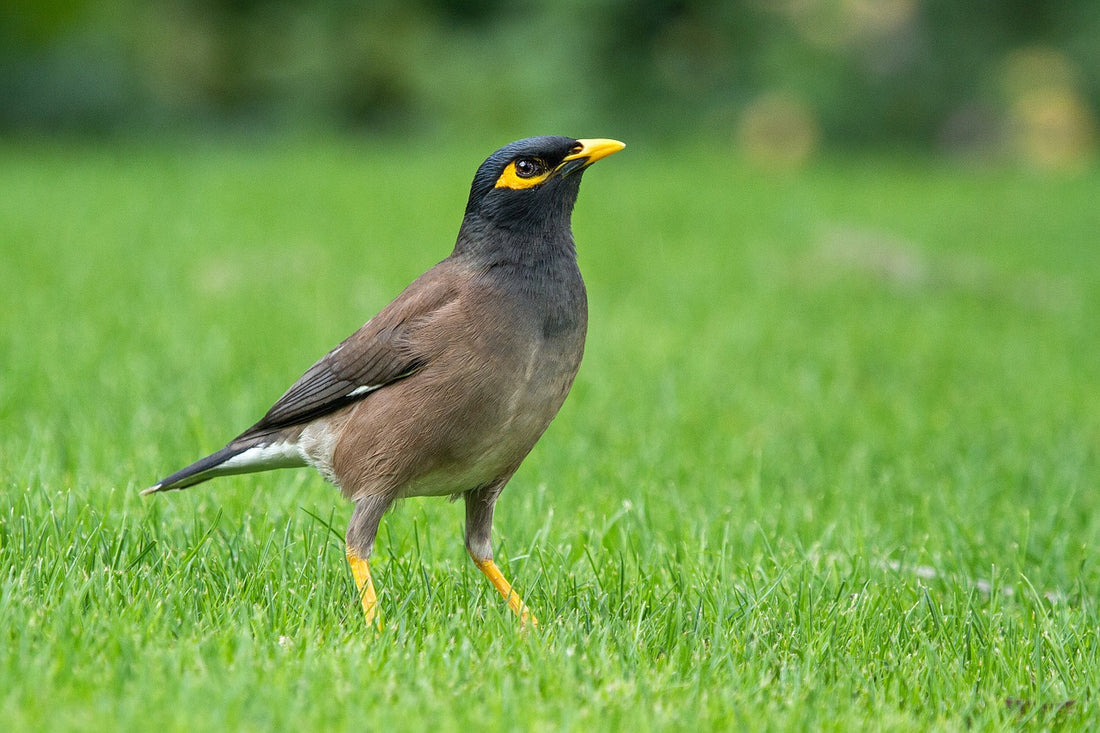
[143,136,625,629]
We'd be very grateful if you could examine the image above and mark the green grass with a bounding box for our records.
[2,138,1098,731]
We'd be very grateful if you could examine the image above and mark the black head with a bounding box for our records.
[463,136,625,231]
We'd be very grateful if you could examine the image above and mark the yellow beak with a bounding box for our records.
[562,138,626,165]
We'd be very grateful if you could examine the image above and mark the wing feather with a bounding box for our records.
[237,262,459,439]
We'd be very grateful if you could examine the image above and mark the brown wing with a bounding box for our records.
[237,261,460,439]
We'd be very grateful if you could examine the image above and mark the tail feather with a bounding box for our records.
[143,436,309,495]
[142,444,254,495]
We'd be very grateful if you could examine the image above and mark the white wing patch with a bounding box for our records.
[347,384,381,398]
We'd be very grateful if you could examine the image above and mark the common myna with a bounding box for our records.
[144,136,625,628]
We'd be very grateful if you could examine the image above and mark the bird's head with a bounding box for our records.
[463,136,625,231]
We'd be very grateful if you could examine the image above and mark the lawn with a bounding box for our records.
[1,137,1098,730]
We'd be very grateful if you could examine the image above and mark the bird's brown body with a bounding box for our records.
[313,259,586,556]
[145,136,621,628]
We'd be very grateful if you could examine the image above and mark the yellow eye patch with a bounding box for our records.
[494,160,551,190]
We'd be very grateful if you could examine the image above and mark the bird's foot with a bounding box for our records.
[472,555,539,628]
[346,545,382,631]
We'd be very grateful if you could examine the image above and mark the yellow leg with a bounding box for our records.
[346,545,382,630]
[471,553,538,628]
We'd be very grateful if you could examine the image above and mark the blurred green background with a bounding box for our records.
[3,0,1098,169]
[4,3,1100,728]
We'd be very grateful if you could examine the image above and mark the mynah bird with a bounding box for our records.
[144,136,625,628]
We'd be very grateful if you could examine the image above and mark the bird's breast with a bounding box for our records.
[328,266,586,502]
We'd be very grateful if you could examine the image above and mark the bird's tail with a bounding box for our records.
[142,444,253,495]
[142,437,306,495]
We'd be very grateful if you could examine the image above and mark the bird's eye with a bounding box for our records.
[514,158,545,178]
